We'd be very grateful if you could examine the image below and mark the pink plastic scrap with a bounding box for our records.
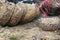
[39,0,50,17]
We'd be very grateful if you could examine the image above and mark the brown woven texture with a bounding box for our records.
[0,2,60,31]
[0,2,40,26]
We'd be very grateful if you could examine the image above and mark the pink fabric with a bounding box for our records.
[39,0,50,17]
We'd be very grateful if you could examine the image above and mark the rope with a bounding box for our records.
[39,0,50,17]
[0,2,39,26]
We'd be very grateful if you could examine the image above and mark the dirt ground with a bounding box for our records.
[0,21,60,40]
